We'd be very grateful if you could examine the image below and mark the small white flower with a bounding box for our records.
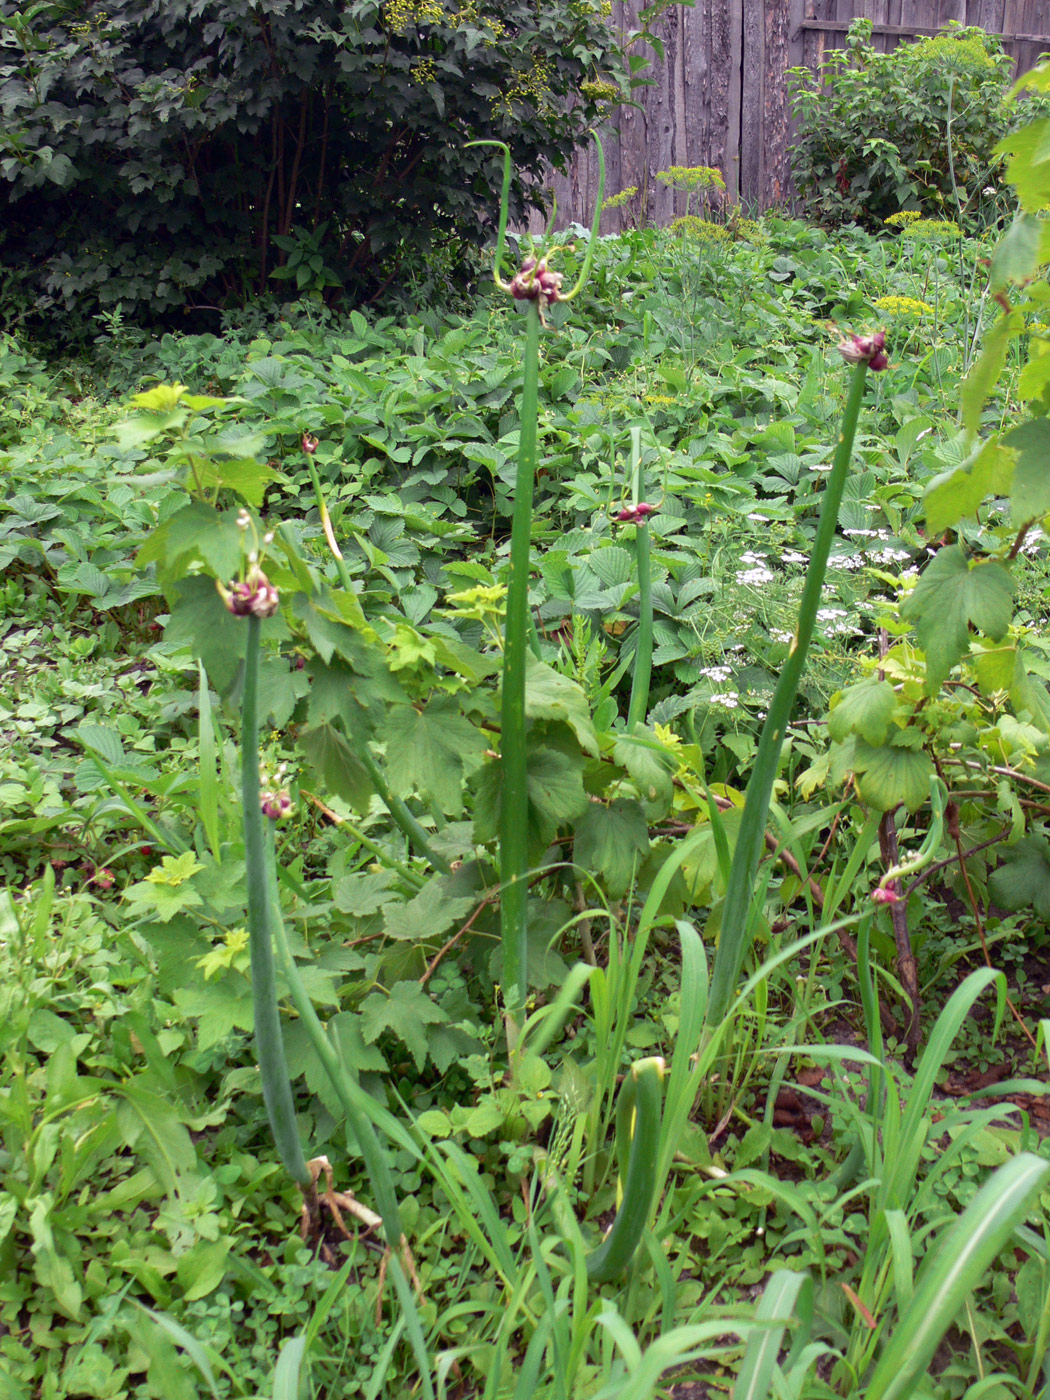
[736,567,775,586]
[699,665,733,682]
[817,608,847,620]
[740,550,768,564]
[782,551,808,565]
[709,692,740,709]
[770,627,793,643]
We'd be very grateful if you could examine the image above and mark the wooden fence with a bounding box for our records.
[540,0,1050,231]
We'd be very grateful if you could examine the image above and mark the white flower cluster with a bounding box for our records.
[699,664,733,682]
[709,692,740,709]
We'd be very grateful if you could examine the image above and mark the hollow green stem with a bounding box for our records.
[266,852,404,1251]
[706,362,872,1025]
[500,295,542,1041]
[242,616,311,1188]
[585,1056,664,1283]
[626,428,653,732]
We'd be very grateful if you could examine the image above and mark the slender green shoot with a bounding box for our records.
[625,428,653,732]
[706,348,881,1024]
[242,615,311,1190]
[586,1056,665,1283]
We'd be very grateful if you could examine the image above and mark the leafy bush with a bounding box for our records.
[788,20,1014,229]
[0,0,636,337]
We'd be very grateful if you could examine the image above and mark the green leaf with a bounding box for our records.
[474,730,590,854]
[989,213,1045,291]
[827,677,898,746]
[298,722,374,811]
[851,738,935,812]
[176,1239,232,1301]
[612,732,675,815]
[524,657,599,756]
[961,312,1023,435]
[1003,418,1050,525]
[989,836,1050,919]
[273,1337,307,1400]
[923,437,1015,535]
[383,697,487,816]
[573,798,650,897]
[359,980,449,1071]
[996,116,1050,213]
[901,546,1015,690]
[381,881,475,942]
[165,576,247,693]
[865,1154,1050,1400]
[136,503,243,582]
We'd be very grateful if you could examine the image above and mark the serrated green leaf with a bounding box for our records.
[827,677,898,746]
[851,739,935,812]
[164,575,247,692]
[381,881,475,942]
[473,732,590,854]
[989,213,1045,291]
[524,658,599,756]
[962,312,1023,435]
[996,116,1050,213]
[573,798,650,897]
[1003,418,1050,525]
[359,980,449,1071]
[923,438,1015,535]
[989,836,1050,918]
[901,546,1015,690]
[612,732,675,815]
[383,697,486,816]
[136,503,244,583]
[333,870,396,916]
[298,722,374,811]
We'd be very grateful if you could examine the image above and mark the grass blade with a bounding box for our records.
[865,1153,1050,1400]
[731,1269,811,1400]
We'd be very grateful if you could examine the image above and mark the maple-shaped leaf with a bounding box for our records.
[850,738,934,812]
[901,546,1015,691]
[383,696,486,816]
[472,726,589,855]
[1003,418,1050,526]
[827,677,899,747]
[136,502,244,585]
[612,731,675,815]
[573,797,650,897]
[165,575,247,693]
[989,836,1050,919]
[359,980,449,1071]
[381,880,475,943]
[923,438,1015,536]
[298,722,374,811]
[524,657,599,756]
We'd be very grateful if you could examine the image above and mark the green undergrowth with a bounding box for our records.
[3,214,1050,1399]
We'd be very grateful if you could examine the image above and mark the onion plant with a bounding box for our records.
[706,331,889,1026]
[469,136,605,1047]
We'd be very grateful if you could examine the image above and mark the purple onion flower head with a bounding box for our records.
[509,255,566,311]
[219,561,279,619]
[837,329,888,372]
[261,787,293,821]
[613,501,659,525]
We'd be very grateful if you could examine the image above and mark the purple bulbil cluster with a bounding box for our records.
[837,330,888,372]
[222,566,280,620]
[510,256,565,309]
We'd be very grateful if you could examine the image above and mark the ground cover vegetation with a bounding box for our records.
[4,19,1050,1400]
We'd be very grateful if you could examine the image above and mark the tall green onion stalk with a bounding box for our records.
[705,331,888,1026]
[624,427,654,732]
[241,610,314,1200]
[469,136,605,1047]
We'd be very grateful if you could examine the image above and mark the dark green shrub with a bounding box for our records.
[0,0,635,337]
[788,19,1013,229]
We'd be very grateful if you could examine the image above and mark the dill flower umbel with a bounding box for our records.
[670,216,730,242]
[873,295,933,317]
[884,210,923,228]
[902,219,963,239]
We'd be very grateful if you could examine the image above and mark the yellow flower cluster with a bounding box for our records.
[601,185,638,211]
[412,57,436,85]
[884,210,923,228]
[657,165,726,192]
[911,31,998,76]
[670,215,731,242]
[873,295,934,317]
[902,219,963,238]
[455,2,504,43]
[386,0,444,35]
[644,394,678,406]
